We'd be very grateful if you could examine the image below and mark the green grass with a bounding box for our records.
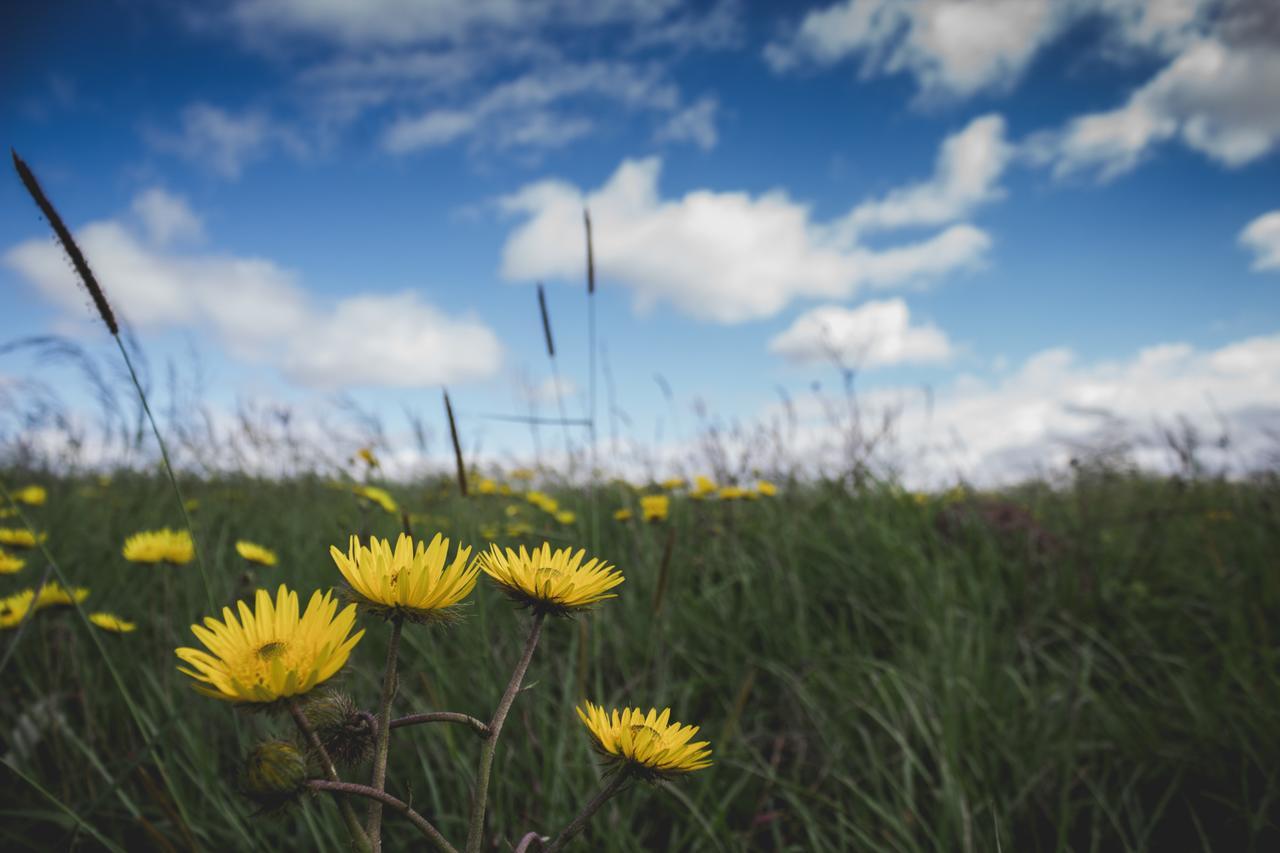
[2,468,1279,851]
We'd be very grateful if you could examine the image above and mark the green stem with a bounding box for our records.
[390,712,489,738]
[466,613,545,853]
[308,780,456,853]
[542,771,629,853]
[367,617,403,851]
[289,699,371,853]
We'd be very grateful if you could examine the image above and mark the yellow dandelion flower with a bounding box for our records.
[0,589,35,629]
[498,483,513,496]
[555,510,577,525]
[14,485,47,506]
[660,477,686,491]
[756,480,778,497]
[175,585,363,704]
[613,508,633,522]
[717,485,747,501]
[640,495,669,522]
[576,700,712,779]
[0,550,24,574]
[0,528,46,549]
[506,521,534,537]
[504,505,522,517]
[526,491,559,513]
[123,528,194,565]
[478,542,623,616]
[329,533,478,623]
[356,447,380,468]
[35,581,89,609]
[0,507,15,518]
[89,612,136,633]
[184,498,199,512]
[690,476,717,500]
[480,523,500,539]
[236,541,278,567]
[353,485,399,515]
[477,478,499,495]
[510,468,535,481]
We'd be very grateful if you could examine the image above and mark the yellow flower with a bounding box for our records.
[329,533,478,623]
[504,505,522,517]
[477,478,499,495]
[0,589,35,629]
[640,495,669,522]
[576,701,712,779]
[184,498,199,512]
[236,541,278,567]
[0,528,46,549]
[89,612,136,633]
[510,468,535,481]
[912,492,930,506]
[479,523,500,540]
[690,476,717,500]
[0,507,15,518]
[0,550,24,574]
[613,508,633,522]
[353,485,399,515]
[506,521,534,537]
[35,581,89,609]
[498,483,513,496]
[756,480,778,497]
[717,485,747,501]
[123,528,194,565]
[526,491,559,513]
[478,542,623,616]
[14,485,47,506]
[356,447,380,468]
[660,477,686,491]
[176,585,362,704]
[555,510,577,525]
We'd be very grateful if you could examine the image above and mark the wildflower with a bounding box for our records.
[89,612,136,633]
[640,495,669,522]
[0,589,35,629]
[477,478,499,495]
[526,491,559,513]
[356,447,380,469]
[329,533,478,623]
[498,483,513,496]
[506,521,534,537]
[353,485,399,515]
[504,505,522,518]
[555,510,577,525]
[175,585,363,704]
[576,701,712,780]
[14,485,47,506]
[756,480,778,497]
[912,492,930,506]
[613,508,633,522]
[184,498,199,513]
[123,528,194,565]
[0,507,15,518]
[0,550,24,574]
[35,581,89,609]
[510,468,535,481]
[0,528,46,549]
[717,486,747,501]
[689,476,717,500]
[241,740,308,809]
[660,477,686,491]
[479,524,499,540]
[300,690,374,767]
[236,540,278,567]
[478,542,623,617]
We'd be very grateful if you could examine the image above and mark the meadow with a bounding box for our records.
[2,462,1279,852]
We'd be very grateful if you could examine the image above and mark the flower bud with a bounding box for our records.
[303,690,375,767]
[241,740,307,810]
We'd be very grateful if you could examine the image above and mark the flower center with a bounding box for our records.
[628,724,663,750]
[257,641,288,661]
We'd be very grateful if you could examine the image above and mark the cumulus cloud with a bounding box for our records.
[3,190,501,389]
[654,96,719,150]
[1240,210,1280,271]
[770,299,952,368]
[147,102,306,178]
[500,116,999,324]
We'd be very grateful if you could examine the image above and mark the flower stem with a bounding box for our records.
[466,612,545,853]
[308,780,456,853]
[390,712,490,738]
[367,617,403,851]
[289,699,370,853]
[542,771,629,853]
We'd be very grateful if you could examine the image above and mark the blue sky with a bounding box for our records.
[3,0,1279,484]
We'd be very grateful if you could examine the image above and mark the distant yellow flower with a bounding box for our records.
[717,486,747,501]
[660,477,686,491]
[510,468,535,481]
[0,550,24,574]
[35,581,89,609]
[353,485,399,515]
[479,523,500,539]
[506,521,534,537]
[613,508,633,522]
[176,585,363,704]
[329,533,478,623]
[356,447,379,468]
[236,541,278,567]
[526,491,559,513]
[1205,509,1233,522]
[14,485,47,506]
[0,507,15,518]
[498,483,513,496]
[89,612,136,633]
[123,528,194,565]
[478,542,623,616]
[504,505,522,518]
[576,701,712,779]
[555,510,577,525]
[641,495,669,522]
[477,478,499,495]
[0,528,46,549]
[690,476,717,500]
[912,492,930,506]
[0,589,35,629]
[756,480,778,497]
[184,498,199,512]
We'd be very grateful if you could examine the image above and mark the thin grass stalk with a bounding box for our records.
[308,780,457,853]
[538,283,575,469]
[651,525,677,616]
[367,617,403,851]
[289,699,372,853]
[444,389,468,496]
[466,612,545,853]
[2,758,128,853]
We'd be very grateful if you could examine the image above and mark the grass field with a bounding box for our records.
[2,465,1279,851]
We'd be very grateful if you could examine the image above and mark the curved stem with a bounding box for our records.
[466,612,545,853]
[542,771,629,853]
[391,712,489,738]
[367,617,403,851]
[289,700,370,853]
[308,780,456,853]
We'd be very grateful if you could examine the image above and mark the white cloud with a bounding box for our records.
[501,118,999,324]
[131,188,204,245]
[654,96,719,150]
[1240,210,1280,271]
[3,190,502,389]
[770,300,952,368]
[521,376,580,406]
[147,102,306,178]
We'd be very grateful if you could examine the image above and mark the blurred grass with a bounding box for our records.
[1,468,1278,851]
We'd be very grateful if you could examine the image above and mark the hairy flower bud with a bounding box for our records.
[303,690,375,767]
[241,740,307,810]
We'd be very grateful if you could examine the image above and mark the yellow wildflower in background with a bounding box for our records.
[0,508,15,518]
[330,533,478,623]
[480,523,500,539]
[0,589,35,629]
[353,485,399,515]
[506,521,534,537]
[184,498,199,512]
[660,477,686,491]
[176,585,363,704]
[526,491,559,513]
[641,495,669,522]
[510,468,535,481]
[717,485,747,501]
[356,447,380,468]
[35,581,89,609]
[0,528,46,549]
[477,478,499,495]
[478,542,623,616]
[690,476,717,500]
[613,508,633,522]
[0,550,24,574]
[576,701,712,779]
[123,528,194,565]
[555,510,577,525]
[14,485,47,506]
[236,541,278,567]
[89,612,136,633]
[756,480,778,496]
[505,505,522,517]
